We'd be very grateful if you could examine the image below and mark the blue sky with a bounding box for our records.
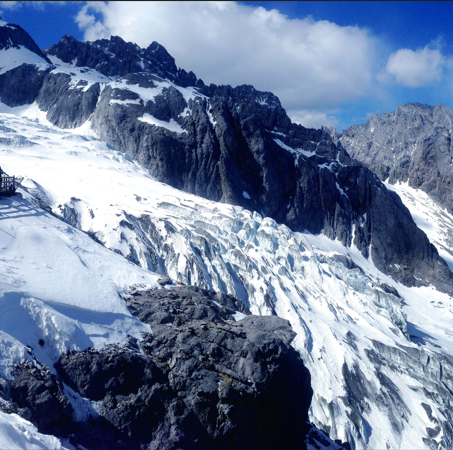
[1,1,453,130]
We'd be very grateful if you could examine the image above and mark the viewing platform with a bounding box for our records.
[0,167,23,196]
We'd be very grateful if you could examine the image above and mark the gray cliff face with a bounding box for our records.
[1,30,452,292]
[37,72,101,128]
[0,64,52,107]
[7,285,313,450]
[340,102,453,214]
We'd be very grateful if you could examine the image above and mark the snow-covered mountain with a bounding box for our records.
[1,29,451,293]
[0,20,50,75]
[1,20,453,450]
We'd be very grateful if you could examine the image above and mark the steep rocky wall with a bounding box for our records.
[89,80,453,293]
[339,102,453,215]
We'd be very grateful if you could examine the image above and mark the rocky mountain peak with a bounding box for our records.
[0,21,49,61]
[44,33,200,87]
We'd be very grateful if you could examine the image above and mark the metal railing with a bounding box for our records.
[0,175,23,195]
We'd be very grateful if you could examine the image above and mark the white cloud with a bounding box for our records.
[75,1,377,112]
[289,109,339,129]
[0,1,21,10]
[386,46,444,88]
[0,1,67,13]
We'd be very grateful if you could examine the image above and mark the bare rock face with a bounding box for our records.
[89,80,453,293]
[8,286,313,450]
[0,64,52,107]
[36,72,101,128]
[339,102,453,214]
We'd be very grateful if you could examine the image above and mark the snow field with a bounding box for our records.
[0,46,47,75]
[0,411,70,450]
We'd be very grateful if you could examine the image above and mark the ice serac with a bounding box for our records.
[339,102,453,215]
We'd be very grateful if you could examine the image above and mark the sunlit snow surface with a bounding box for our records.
[0,46,47,75]
[1,98,453,449]
[386,181,453,272]
[0,410,70,450]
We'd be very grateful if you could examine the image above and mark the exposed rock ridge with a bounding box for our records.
[44,34,202,88]
[5,286,314,450]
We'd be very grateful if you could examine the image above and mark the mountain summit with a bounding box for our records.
[0,20,50,74]
[44,33,201,87]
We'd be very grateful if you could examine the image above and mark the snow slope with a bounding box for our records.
[0,20,49,74]
[0,109,171,446]
[0,195,159,447]
[0,46,47,75]
[0,410,70,450]
[386,181,453,272]
[0,104,453,449]
[0,193,159,376]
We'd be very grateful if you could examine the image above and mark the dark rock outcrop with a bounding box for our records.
[9,360,73,437]
[7,286,313,450]
[0,64,53,107]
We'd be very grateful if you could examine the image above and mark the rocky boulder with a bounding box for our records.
[7,286,313,450]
